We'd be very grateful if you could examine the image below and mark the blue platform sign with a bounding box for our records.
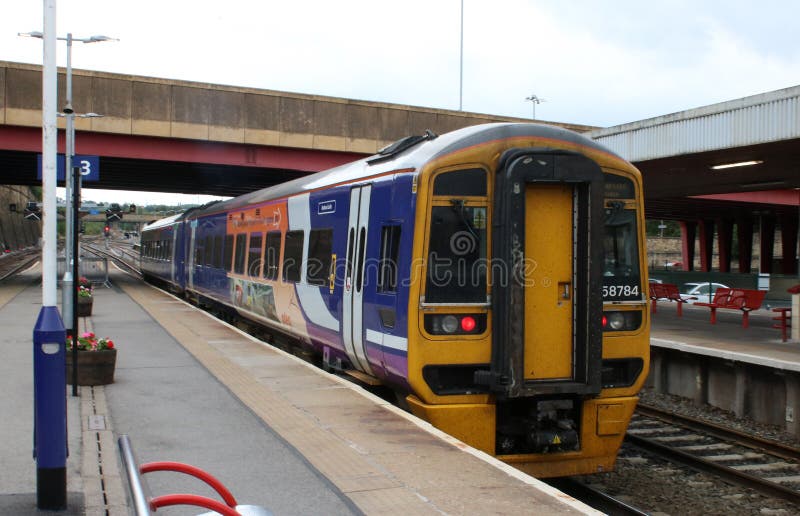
[37,154,100,182]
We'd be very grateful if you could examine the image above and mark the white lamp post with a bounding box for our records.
[19,31,116,333]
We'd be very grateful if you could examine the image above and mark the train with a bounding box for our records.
[140,123,649,478]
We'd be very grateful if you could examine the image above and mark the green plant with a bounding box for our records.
[66,332,114,351]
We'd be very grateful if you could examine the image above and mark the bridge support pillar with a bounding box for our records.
[780,213,798,275]
[737,217,754,273]
[759,215,776,273]
[698,220,714,272]
[680,221,696,271]
[716,218,733,273]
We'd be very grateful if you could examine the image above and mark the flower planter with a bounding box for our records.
[77,296,93,317]
[66,348,116,386]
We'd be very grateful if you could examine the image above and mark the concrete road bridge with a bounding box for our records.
[0,60,590,197]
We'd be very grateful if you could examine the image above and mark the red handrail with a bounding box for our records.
[149,493,241,515]
[140,461,238,508]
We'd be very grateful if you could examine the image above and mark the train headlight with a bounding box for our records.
[607,312,625,330]
[441,315,459,333]
[424,313,487,336]
[602,311,642,332]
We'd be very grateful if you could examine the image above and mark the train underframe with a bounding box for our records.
[407,394,639,478]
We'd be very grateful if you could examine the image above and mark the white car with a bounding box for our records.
[679,282,729,303]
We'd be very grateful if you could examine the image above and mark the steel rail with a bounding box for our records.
[0,250,41,281]
[626,433,800,504]
[637,403,800,462]
[83,242,141,277]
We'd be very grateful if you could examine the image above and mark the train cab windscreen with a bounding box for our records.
[425,204,488,304]
[603,204,641,302]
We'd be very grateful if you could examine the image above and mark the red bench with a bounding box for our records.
[772,284,799,342]
[694,288,766,328]
[649,283,695,316]
[772,308,792,342]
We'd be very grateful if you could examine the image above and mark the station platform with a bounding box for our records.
[650,301,800,372]
[0,265,595,515]
[648,300,800,437]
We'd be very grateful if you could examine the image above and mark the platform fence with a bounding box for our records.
[57,256,110,287]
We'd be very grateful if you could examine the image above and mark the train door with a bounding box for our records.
[524,184,574,380]
[488,151,604,398]
[171,227,180,285]
[187,223,196,290]
[343,184,374,375]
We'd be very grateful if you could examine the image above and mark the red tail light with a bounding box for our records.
[461,316,476,332]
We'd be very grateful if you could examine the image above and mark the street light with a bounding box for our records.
[525,94,546,119]
[20,30,116,397]
[459,0,464,111]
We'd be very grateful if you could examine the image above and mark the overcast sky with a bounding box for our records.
[3,0,800,205]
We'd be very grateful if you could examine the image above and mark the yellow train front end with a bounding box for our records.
[405,126,649,478]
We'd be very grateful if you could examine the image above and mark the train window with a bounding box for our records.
[283,231,304,282]
[603,205,642,301]
[224,235,234,271]
[264,232,281,280]
[346,228,355,285]
[378,225,401,293]
[307,229,333,286]
[234,233,247,274]
[433,168,486,197]
[213,236,223,268]
[194,244,203,267]
[248,233,263,278]
[204,236,213,266]
[356,228,367,292]
[425,204,487,303]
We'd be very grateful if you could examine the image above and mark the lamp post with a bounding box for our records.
[20,31,116,382]
[525,94,546,119]
[20,22,114,510]
[459,0,464,111]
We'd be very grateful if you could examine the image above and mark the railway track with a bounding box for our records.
[83,240,141,277]
[0,248,41,281]
[627,403,800,505]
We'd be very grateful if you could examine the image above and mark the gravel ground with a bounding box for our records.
[577,387,800,515]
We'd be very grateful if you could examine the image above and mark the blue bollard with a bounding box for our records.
[32,305,67,510]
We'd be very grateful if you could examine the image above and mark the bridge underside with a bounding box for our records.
[0,125,364,197]
[0,148,307,197]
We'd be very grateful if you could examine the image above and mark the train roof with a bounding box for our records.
[141,200,223,232]
[141,212,183,231]
[187,123,620,219]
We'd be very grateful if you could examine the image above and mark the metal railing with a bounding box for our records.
[117,434,272,516]
[57,256,109,286]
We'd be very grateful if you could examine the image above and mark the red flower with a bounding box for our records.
[106,340,114,349]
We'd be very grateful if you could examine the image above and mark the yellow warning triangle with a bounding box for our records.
[552,435,561,445]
